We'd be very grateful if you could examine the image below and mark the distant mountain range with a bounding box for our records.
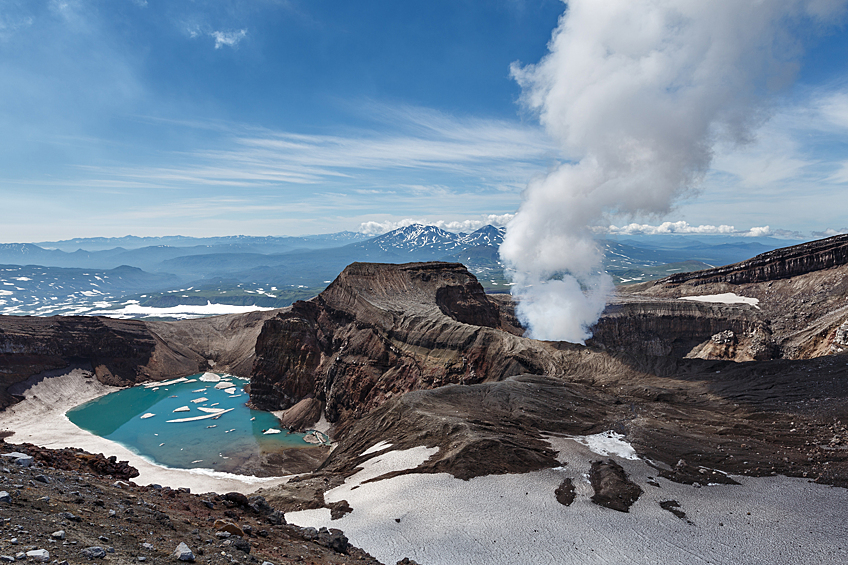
[0,224,805,319]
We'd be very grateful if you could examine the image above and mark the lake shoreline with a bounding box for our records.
[0,368,319,493]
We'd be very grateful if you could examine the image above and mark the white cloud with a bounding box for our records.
[811,227,848,237]
[601,221,773,237]
[211,29,247,49]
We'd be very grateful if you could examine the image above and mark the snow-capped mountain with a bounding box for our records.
[458,225,506,247]
[365,224,465,254]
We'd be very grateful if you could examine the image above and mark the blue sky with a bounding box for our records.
[1,0,847,242]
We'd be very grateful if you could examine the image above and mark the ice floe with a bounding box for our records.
[190,397,208,404]
[173,406,191,413]
[263,428,281,434]
[199,372,221,382]
[144,377,188,388]
[167,408,234,423]
[224,387,237,395]
[214,382,234,390]
[197,407,227,414]
[140,413,156,419]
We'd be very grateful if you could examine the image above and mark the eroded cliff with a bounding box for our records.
[249,262,574,430]
[0,309,281,408]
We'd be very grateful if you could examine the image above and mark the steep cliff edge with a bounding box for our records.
[0,309,281,409]
[0,316,160,408]
[656,233,848,286]
[592,234,848,360]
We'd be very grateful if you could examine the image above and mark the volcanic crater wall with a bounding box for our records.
[660,233,848,287]
[248,262,559,429]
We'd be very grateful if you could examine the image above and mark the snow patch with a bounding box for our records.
[361,440,393,456]
[679,293,760,308]
[571,431,639,460]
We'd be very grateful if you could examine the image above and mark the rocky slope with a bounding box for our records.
[238,256,848,505]
[0,438,385,565]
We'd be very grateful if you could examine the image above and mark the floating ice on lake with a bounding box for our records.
[214,382,234,390]
[224,387,236,395]
[263,428,281,434]
[191,460,203,464]
[197,407,226,414]
[167,408,234,423]
[140,413,156,419]
[159,442,165,446]
[191,397,208,404]
[173,406,190,413]
[200,372,221,382]
[206,425,216,428]
[211,403,219,407]
[192,388,207,393]
[144,377,189,388]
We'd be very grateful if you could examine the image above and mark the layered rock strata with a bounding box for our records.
[0,310,281,408]
[594,234,848,361]
[249,262,578,430]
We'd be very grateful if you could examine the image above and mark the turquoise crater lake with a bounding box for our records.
[67,373,315,475]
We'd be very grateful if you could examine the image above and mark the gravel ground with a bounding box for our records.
[0,448,388,565]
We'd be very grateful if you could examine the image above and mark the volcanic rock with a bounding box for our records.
[173,542,195,562]
[606,233,848,360]
[249,262,567,429]
[0,310,281,409]
[589,459,643,512]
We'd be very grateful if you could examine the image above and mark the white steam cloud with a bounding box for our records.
[500,0,846,343]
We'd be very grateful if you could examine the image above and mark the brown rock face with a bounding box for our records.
[0,316,157,407]
[594,234,848,361]
[0,309,281,409]
[588,299,763,359]
[249,262,558,427]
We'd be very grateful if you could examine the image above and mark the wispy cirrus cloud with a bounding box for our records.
[77,105,557,197]
[210,29,246,49]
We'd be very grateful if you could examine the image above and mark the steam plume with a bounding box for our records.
[501,0,846,342]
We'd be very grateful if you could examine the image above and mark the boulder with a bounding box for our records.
[213,519,244,537]
[25,549,50,563]
[173,542,194,562]
[81,547,105,559]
